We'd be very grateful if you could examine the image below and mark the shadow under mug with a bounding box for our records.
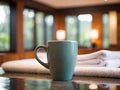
[34,40,78,81]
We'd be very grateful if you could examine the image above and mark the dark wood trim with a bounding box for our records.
[1,0,56,14]
[23,0,56,14]
[43,14,47,44]
[10,1,17,52]
[33,11,37,49]
[56,3,120,15]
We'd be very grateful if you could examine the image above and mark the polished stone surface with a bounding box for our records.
[0,73,120,90]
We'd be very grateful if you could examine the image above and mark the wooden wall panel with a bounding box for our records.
[117,11,120,48]
[54,14,66,39]
[16,0,24,53]
[92,12,103,49]
[54,14,65,30]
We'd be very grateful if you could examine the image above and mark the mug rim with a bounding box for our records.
[48,40,77,43]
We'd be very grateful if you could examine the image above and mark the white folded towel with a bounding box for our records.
[77,50,105,61]
[106,59,120,68]
[76,61,107,67]
[1,59,49,74]
[100,50,120,60]
[77,50,120,67]
[77,59,102,64]
[77,50,120,61]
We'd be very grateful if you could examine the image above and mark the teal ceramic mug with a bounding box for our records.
[34,40,78,81]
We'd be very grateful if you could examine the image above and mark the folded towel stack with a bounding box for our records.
[77,50,120,67]
[1,50,120,78]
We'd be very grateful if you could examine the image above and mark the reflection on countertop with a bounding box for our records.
[0,73,120,90]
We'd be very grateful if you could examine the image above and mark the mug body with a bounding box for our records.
[47,40,78,81]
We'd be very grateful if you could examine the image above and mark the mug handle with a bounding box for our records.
[34,45,49,69]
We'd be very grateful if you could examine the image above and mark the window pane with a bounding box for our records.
[0,4,10,51]
[102,14,109,48]
[45,15,54,43]
[66,16,77,41]
[78,14,92,47]
[23,9,35,50]
[36,12,44,46]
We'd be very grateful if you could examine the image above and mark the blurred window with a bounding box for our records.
[66,14,92,48]
[36,12,44,46]
[45,15,54,43]
[23,8,35,50]
[66,16,77,41]
[0,3,10,52]
[102,13,109,48]
[23,8,54,50]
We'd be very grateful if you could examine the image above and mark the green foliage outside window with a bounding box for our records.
[0,4,10,51]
